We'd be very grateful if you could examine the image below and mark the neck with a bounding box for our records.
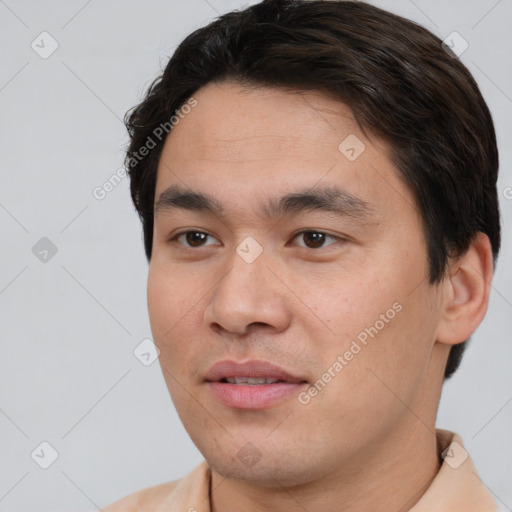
[210,420,441,512]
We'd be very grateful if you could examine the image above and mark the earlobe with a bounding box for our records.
[436,233,494,346]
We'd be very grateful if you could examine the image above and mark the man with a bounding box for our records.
[105,0,501,510]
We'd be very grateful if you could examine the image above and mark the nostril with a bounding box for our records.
[248,321,270,329]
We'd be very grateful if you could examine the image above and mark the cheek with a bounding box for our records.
[304,261,437,383]
[147,262,196,332]
[337,283,440,408]
[147,264,189,362]
[301,267,394,334]
[147,265,170,336]
[147,263,209,378]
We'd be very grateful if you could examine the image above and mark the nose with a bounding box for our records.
[203,246,292,337]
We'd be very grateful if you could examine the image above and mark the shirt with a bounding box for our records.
[103,429,498,511]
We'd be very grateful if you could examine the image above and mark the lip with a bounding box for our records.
[205,359,308,410]
[205,359,307,383]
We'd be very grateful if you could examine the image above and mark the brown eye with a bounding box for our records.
[172,231,218,248]
[293,231,340,249]
[185,232,208,247]
[303,232,326,248]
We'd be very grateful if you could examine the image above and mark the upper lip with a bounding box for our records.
[205,359,308,383]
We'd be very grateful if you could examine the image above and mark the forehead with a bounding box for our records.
[163,81,362,164]
[155,81,418,225]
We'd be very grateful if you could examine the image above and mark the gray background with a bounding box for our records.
[0,0,511,510]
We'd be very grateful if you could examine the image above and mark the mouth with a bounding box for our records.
[205,359,308,409]
[219,377,292,385]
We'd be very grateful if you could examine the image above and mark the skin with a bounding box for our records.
[147,81,493,511]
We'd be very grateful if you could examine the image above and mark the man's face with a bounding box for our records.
[148,81,447,485]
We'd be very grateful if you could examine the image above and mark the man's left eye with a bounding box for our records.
[291,231,341,249]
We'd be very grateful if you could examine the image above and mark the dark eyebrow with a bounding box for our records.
[155,185,224,215]
[154,184,374,221]
[263,186,373,220]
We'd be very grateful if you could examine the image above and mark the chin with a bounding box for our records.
[196,437,328,488]
[211,457,313,487]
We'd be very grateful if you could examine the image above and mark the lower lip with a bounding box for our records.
[208,382,306,409]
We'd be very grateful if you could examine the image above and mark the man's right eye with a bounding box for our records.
[169,230,220,248]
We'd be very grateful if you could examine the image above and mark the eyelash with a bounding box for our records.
[168,230,344,250]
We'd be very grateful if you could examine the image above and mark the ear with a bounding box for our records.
[436,233,494,346]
